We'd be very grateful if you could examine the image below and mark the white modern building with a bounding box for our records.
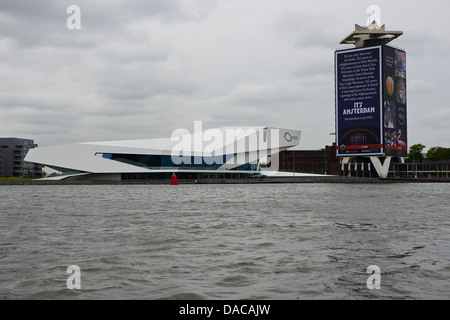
[25,126,304,181]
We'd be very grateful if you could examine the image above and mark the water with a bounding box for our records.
[0,183,449,300]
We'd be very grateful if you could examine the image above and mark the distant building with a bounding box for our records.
[25,126,303,181]
[391,160,450,179]
[278,143,341,175]
[0,138,43,178]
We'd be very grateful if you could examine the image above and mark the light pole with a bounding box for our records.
[328,132,335,176]
[292,149,295,177]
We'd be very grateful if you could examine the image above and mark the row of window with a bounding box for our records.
[12,139,34,145]
[121,172,263,181]
[281,162,327,168]
[281,155,329,161]
[103,153,258,171]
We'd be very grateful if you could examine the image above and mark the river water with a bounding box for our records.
[0,183,449,300]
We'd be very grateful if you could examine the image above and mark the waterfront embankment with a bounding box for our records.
[0,176,449,185]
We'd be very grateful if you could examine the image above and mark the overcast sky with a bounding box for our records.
[1,0,449,151]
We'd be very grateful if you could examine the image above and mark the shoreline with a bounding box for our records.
[1,176,449,185]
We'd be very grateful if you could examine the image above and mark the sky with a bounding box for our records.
[1,0,449,151]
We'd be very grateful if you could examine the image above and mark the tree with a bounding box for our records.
[425,147,450,161]
[406,143,426,162]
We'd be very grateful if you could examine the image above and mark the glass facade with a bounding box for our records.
[103,153,257,171]
[121,171,262,181]
[97,153,262,180]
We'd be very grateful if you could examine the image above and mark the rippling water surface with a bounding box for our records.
[0,183,449,300]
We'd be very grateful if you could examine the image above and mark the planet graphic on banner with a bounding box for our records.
[386,76,394,96]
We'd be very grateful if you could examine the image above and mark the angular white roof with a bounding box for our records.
[25,126,301,175]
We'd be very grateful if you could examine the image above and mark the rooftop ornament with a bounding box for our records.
[340,5,403,48]
[340,22,403,48]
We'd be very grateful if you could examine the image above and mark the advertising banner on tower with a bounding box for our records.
[335,45,408,158]
[335,46,384,157]
[383,45,407,157]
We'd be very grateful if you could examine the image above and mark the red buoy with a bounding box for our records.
[170,173,179,185]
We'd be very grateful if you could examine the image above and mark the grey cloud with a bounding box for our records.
[272,10,347,50]
[0,0,217,48]
[0,0,62,18]
[1,0,450,151]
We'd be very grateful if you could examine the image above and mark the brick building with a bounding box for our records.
[278,143,341,175]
